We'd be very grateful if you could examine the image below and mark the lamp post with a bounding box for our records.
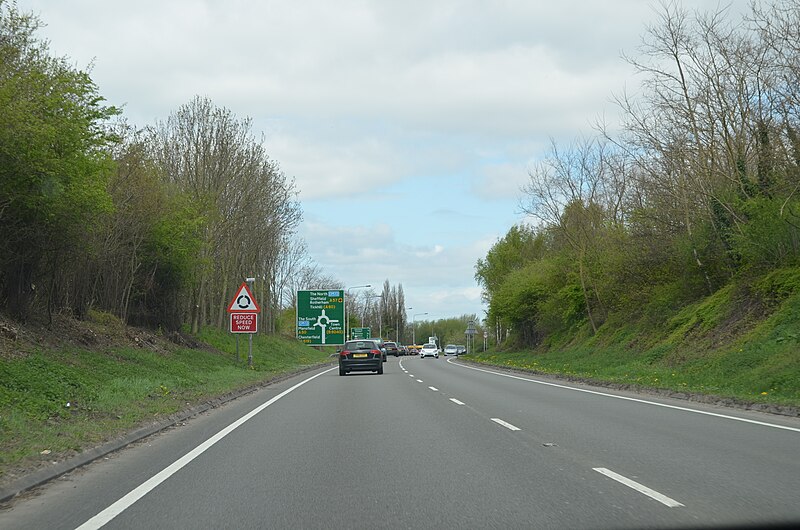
[345,284,370,340]
[412,312,428,345]
[398,307,412,342]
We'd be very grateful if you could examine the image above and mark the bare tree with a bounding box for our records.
[147,96,301,333]
[520,137,616,332]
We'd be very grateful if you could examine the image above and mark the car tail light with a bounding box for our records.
[371,349,381,357]
[340,350,349,358]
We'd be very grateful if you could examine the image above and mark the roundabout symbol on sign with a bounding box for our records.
[237,294,251,309]
[313,309,340,345]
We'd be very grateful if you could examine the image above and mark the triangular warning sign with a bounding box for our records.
[227,282,260,313]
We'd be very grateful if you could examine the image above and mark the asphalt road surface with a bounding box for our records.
[3,356,799,529]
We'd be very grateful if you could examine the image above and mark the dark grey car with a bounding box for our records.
[384,341,400,356]
[367,337,388,362]
[339,340,384,376]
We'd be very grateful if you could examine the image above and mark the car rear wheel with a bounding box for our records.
[339,366,346,376]
[377,363,384,375]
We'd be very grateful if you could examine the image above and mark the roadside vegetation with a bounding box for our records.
[0,311,332,486]
[0,0,409,354]
[0,1,334,332]
[473,1,800,410]
[467,274,800,408]
[408,315,479,348]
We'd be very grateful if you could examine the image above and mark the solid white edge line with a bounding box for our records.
[76,367,337,530]
[429,386,439,392]
[446,359,800,433]
[593,467,684,508]
[491,418,521,431]
[450,398,465,405]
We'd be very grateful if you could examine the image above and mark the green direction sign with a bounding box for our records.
[296,289,345,345]
[350,327,371,340]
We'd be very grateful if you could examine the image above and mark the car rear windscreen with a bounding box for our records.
[345,341,375,349]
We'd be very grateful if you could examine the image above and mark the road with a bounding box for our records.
[3,355,799,529]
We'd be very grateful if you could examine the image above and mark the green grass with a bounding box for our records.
[468,339,800,406]
[0,328,332,482]
[468,282,800,408]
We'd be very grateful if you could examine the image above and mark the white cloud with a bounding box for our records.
[300,217,487,317]
[32,0,638,132]
[267,129,408,200]
[413,245,444,259]
[472,162,531,201]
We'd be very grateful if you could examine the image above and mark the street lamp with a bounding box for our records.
[398,307,412,342]
[345,284,370,340]
[412,312,428,345]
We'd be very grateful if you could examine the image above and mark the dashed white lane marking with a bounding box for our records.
[593,467,684,508]
[416,379,424,383]
[491,418,521,431]
[429,386,439,392]
[450,398,465,405]
[408,374,415,377]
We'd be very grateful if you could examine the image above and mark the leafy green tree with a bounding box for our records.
[0,1,119,320]
[135,192,204,331]
[90,126,167,323]
[491,264,549,347]
[475,224,545,341]
[475,224,544,300]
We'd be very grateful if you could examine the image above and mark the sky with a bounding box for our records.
[22,0,747,323]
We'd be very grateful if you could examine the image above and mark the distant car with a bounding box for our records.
[419,343,439,358]
[444,344,458,356]
[456,345,466,354]
[367,337,387,362]
[399,345,408,355]
[384,341,400,356]
[339,340,383,375]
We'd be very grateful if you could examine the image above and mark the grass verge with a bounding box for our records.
[467,283,800,410]
[0,325,332,484]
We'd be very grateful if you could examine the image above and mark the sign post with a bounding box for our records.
[350,327,371,340]
[296,290,345,346]
[227,279,260,367]
[465,320,477,355]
